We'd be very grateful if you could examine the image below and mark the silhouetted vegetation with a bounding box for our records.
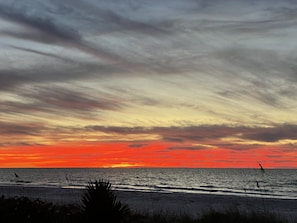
[81,179,130,222]
[0,180,288,223]
[198,209,285,223]
[0,196,82,223]
[125,210,286,223]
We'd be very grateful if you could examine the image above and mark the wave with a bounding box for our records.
[112,182,297,200]
[1,168,297,200]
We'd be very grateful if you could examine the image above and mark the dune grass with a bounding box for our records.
[0,179,288,223]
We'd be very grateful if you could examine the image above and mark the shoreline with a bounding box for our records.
[0,185,296,222]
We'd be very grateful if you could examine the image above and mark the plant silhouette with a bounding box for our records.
[81,179,130,222]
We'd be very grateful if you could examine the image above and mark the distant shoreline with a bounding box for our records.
[0,185,297,222]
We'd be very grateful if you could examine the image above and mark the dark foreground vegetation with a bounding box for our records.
[0,180,287,223]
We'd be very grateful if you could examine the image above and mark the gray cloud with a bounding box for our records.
[95,9,169,35]
[208,143,260,151]
[213,47,297,108]
[1,121,297,150]
[7,45,74,63]
[0,86,124,120]
[0,61,120,92]
[168,146,207,151]
[0,121,44,136]
[0,2,187,94]
[0,70,29,90]
[0,3,133,65]
[215,48,297,81]
[51,0,175,34]
[86,124,297,144]
[129,143,147,148]
[163,137,184,143]
[86,126,149,134]
[241,124,297,142]
[23,87,122,111]
[0,142,44,147]
[0,5,80,42]
[2,0,296,84]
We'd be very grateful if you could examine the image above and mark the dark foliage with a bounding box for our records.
[128,212,198,223]
[0,196,53,223]
[0,182,287,223]
[199,209,286,223]
[81,179,130,222]
[0,196,82,223]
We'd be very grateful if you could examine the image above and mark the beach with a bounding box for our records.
[0,185,296,222]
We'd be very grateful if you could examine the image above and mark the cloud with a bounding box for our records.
[241,124,297,142]
[163,137,184,143]
[7,45,74,63]
[0,61,121,92]
[86,126,150,134]
[168,146,207,151]
[0,3,131,65]
[23,87,122,111]
[0,5,80,42]
[0,70,28,90]
[86,124,297,145]
[51,0,177,34]
[211,47,297,110]
[85,125,232,143]
[214,48,297,81]
[2,121,297,150]
[2,0,296,85]
[0,121,44,136]
[0,142,44,147]
[95,9,168,35]
[129,143,147,148]
[208,143,260,151]
[0,1,186,93]
[0,86,123,120]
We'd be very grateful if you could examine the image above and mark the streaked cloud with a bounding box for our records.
[129,143,147,148]
[0,86,124,126]
[85,124,297,147]
[0,3,123,64]
[0,121,44,136]
[168,146,207,151]
[241,124,297,142]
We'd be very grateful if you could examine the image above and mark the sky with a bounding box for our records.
[1,0,297,168]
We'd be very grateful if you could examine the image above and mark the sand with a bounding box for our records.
[0,185,296,222]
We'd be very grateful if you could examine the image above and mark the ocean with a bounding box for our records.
[0,168,296,199]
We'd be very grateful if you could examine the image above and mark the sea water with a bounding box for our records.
[0,168,296,199]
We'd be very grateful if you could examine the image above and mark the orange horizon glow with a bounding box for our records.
[1,141,296,169]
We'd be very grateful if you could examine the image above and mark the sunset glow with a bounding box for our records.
[1,0,297,168]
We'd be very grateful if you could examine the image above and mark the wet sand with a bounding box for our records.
[0,185,296,222]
